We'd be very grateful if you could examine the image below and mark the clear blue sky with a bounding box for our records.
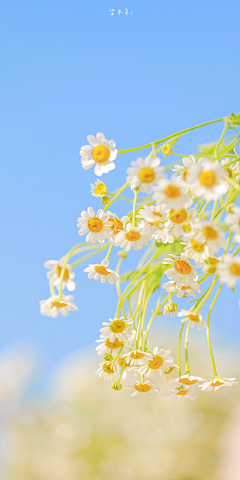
[1,0,239,383]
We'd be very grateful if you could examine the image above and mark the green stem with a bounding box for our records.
[132,190,138,226]
[106,244,113,260]
[214,121,228,159]
[49,278,56,297]
[185,321,191,375]
[70,245,107,268]
[206,284,223,377]
[144,296,168,350]
[103,182,129,212]
[178,322,185,377]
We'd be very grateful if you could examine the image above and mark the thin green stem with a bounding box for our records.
[185,321,191,375]
[70,245,107,268]
[206,284,223,377]
[132,190,138,226]
[214,121,228,159]
[178,322,185,377]
[102,182,129,212]
[106,244,113,260]
[144,296,168,350]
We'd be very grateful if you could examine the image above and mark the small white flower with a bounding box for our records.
[170,374,206,388]
[95,336,124,357]
[200,377,237,392]
[90,179,108,197]
[186,157,229,200]
[44,260,76,291]
[163,364,180,381]
[125,380,160,398]
[162,254,198,288]
[77,207,111,243]
[126,156,165,193]
[115,223,150,252]
[122,349,152,367]
[177,309,206,330]
[152,176,191,210]
[106,211,130,245]
[172,155,196,185]
[221,158,240,179]
[40,294,77,318]
[99,317,134,342]
[225,205,240,243]
[95,362,117,380]
[182,233,209,263]
[217,254,240,288]
[83,258,119,284]
[162,280,200,298]
[136,205,174,243]
[136,347,174,378]
[167,205,197,238]
[191,221,226,255]
[80,132,117,176]
[163,385,199,400]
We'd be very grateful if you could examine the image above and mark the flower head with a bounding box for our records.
[40,295,77,318]
[100,317,134,342]
[163,385,199,400]
[122,349,152,367]
[217,254,240,288]
[135,347,174,378]
[136,205,174,243]
[177,309,206,330]
[77,207,111,243]
[44,260,76,291]
[80,132,117,176]
[90,179,108,197]
[125,380,160,398]
[95,362,117,380]
[83,258,119,284]
[95,336,124,357]
[153,176,191,210]
[162,280,200,298]
[126,156,165,193]
[115,224,150,252]
[186,158,229,200]
[162,254,198,288]
[200,377,237,392]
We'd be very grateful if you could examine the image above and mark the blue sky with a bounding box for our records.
[1,0,240,383]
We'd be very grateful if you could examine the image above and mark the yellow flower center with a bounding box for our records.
[94,183,108,196]
[130,351,145,359]
[55,265,69,281]
[205,257,219,265]
[173,282,190,290]
[187,313,199,322]
[105,338,123,349]
[179,378,198,385]
[92,145,110,164]
[174,260,192,275]
[51,300,67,308]
[210,380,224,387]
[148,355,163,370]
[176,389,188,396]
[125,230,141,242]
[170,208,188,224]
[94,266,111,275]
[102,362,115,374]
[164,185,181,199]
[138,167,155,183]
[191,239,205,252]
[88,217,103,233]
[224,167,232,177]
[199,170,217,187]
[165,366,175,375]
[117,358,131,368]
[110,319,125,333]
[108,218,124,234]
[230,263,240,276]
[135,383,151,393]
[203,226,218,240]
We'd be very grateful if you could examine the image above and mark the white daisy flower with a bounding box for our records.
[152,176,191,210]
[106,211,130,245]
[191,221,226,255]
[225,205,240,243]
[200,256,221,275]
[217,254,240,288]
[95,362,117,380]
[125,380,160,398]
[162,280,200,298]
[200,377,237,392]
[83,258,119,284]
[126,156,165,193]
[162,254,198,288]
[99,317,134,342]
[182,231,210,263]
[186,157,229,200]
[163,364,180,381]
[170,374,206,388]
[122,349,152,367]
[39,294,77,318]
[115,223,150,252]
[168,205,197,238]
[95,336,124,357]
[136,347,174,378]
[80,132,117,176]
[221,158,240,179]
[44,260,76,291]
[136,205,174,243]
[90,179,108,197]
[177,309,206,330]
[163,385,199,400]
[172,155,196,185]
[77,207,111,243]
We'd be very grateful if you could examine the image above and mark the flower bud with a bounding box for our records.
[111,381,122,391]
[206,265,217,275]
[104,353,113,362]
[162,144,172,156]
[101,195,111,206]
[182,223,191,233]
[164,302,178,317]
[118,250,127,259]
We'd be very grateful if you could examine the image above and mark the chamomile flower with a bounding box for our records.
[95,362,117,380]
[163,385,199,400]
[152,176,191,210]
[225,205,240,243]
[40,295,77,318]
[99,317,134,342]
[191,221,226,255]
[168,205,197,238]
[182,233,209,263]
[171,374,206,388]
[77,207,111,243]
[83,258,119,284]
[163,365,180,381]
[115,223,150,252]
[217,254,240,288]
[136,347,174,378]
[172,155,196,185]
[136,204,174,243]
[186,157,229,200]
[200,377,237,392]
[90,180,108,197]
[177,309,206,330]
[221,158,240,179]
[162,254,198,288]
[106,211,130,245]
[44,260,76,291]
[126,156,165,193]
[162,280,200,298]
[122,349,152,367]
[80,132,117,176]
[95,336,124,357]
[125,380,160,398]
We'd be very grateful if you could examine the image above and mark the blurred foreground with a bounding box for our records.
[0,344,239,480]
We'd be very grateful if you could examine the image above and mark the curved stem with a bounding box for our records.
[214,120,228,159]
[103,182,129,212]
[206,284,223,377]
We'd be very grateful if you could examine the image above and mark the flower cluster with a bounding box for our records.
[40,117,240,399]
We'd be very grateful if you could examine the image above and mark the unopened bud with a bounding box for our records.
[162,144,172,156]
[152,308,163,316]
[164,302,178,317]
[182,223,191,233]
[101,195,111,206]
[111,381,122,391]
[118,251,127,259]
[206,265,217,275]
[104,353,113,362]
